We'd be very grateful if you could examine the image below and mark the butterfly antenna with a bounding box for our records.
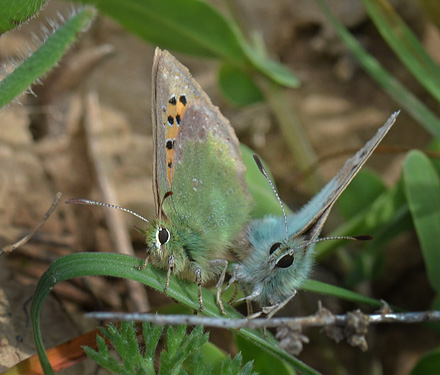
[253,155,289,240]
[65,198,150,224]
[296,235,372,251]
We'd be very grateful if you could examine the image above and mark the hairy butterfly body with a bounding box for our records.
[230,112,399,316]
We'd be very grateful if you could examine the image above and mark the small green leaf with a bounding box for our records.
[411,348,440,375]
[403,150,440,292]
[0,7,95,107]
[219,64,264,106]
[70,0,246,63]
[0,0,47,33]
[143,323,163,361]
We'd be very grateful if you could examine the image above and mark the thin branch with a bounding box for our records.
[86,305,440,354]
[1,192,62,255]
[85,309,440,329]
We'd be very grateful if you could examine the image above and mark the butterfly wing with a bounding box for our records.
[152,48,210,216]
[287,111,399,242]
[151,48,250,280]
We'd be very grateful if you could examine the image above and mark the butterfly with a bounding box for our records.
[68,48,252,313]
[228,111,399,317]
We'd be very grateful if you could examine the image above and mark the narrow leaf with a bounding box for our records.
[363,0,440,103]
[0,7,95,107]
[403,150,440,292]
[316,0,440,139]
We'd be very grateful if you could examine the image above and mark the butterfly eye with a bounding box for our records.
[157,226,170,245]
[276,254,294,268]
[269,242,281,255]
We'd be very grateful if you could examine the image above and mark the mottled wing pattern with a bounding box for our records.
[151,49,210,215]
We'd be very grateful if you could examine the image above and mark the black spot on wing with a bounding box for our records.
[169,96,177,105]
[179,94,187,106]
[166,139,174,150]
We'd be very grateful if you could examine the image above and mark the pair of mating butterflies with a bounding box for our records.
[69,48,398,316]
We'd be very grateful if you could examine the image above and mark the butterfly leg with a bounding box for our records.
[195,266,204,311]
[135,253,150,271]
[227,281,239,305]
[246,297,254,317]
[261,291,297,319]
[209,259,228,315]
[164,254,175,293]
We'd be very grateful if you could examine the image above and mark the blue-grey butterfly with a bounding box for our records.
[229,111,399,317]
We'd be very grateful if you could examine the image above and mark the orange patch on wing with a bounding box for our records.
[164,94,188,185]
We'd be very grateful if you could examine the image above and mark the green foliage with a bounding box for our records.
[411,348,440,375]
[236,335,294,375]
[316,0,440,139]
[0,7,95,107]
[0,0,47,33]
[67,0,298,88]
[218,64,264,107]
[403,151,440,300]
[84,322,255,375]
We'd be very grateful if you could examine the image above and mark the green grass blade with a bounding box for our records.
[0,0,47,33]
[31,253,320,375]
[69,0,246,63]
[363,0,440,103]
[316,0,440,139]
[403,150,440,292]
[0,7,95,107]
[303,280,384,307]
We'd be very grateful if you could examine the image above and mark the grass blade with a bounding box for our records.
[316,0,440,139]
[363,0,440,103]
[0,7,95,107]
[403,150,440,292]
